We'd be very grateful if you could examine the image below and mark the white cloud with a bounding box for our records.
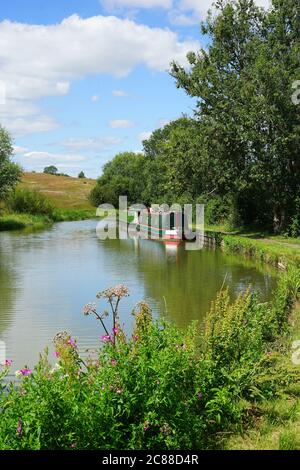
[102,1,271,26]
[109,119,134,128]
[0,14,199,137]
[139,131,152,141]
[170,1,271,26]
[13,145,29,154]
[61,136,122,151]
[23,151,87,163]
[113,90,129,97]
[4,116,59,137]
[91,95,100,102]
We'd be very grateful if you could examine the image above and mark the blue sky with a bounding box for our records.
[0,0,270,177]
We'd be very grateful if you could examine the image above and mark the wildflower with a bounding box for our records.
[16,419,22,437]
[197,392,203,400]
[116,388,123,394]
[133,335,139,342]
[67,337,77,348]
[53,351,60,358]
[15,368,32,377]
[160,423,172,436]
[50,363,62,374]
[112,327,119,335]
[83,303,96,316]
[97,285,129,301]
[100,335,111,343]
[1,359,13,367]
[143,421,150,432]
[111,359,117,366]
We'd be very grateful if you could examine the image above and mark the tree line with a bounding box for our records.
[91,0,300,235]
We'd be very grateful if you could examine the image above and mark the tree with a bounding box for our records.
[90,152,146,207]
[78,171,85,179]
[44,165,58,175]
[171,0,300,232]
[142,117,211,204]
[0,125,22,200]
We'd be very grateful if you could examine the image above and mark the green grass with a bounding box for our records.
[221,235,300,269]
[225,302,300,450]
[20,172,95,209]
[0,213,52,232]
[0,209,98,232]
[0,172,98,232]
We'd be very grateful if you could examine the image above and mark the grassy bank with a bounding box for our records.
[20,172,95,210]
[0,208,97,232]
[0,172,97,232]
[221,235,300,269]
[203,227,300,269]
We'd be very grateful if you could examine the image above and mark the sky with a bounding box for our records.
[0,0,270,178]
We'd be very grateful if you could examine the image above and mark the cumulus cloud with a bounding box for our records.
[138,131,152,141]
[102,0,271,26]
[109,119,134,128]
[61,136,123,152]
[23,151,87,163]
[113,90,129,97]
[13,145,29,154]
[91,95,100,102]
[0,14,199,136]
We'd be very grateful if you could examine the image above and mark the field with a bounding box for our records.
[19,172,96,209]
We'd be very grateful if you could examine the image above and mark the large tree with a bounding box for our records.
[0,125,21,200]
[90,152,146,207]
[171,0,300,232]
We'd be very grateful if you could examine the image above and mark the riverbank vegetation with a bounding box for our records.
[91,0,299,237]
[0,267,299,450]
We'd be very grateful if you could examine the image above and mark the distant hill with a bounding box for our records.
[19,172,96,209]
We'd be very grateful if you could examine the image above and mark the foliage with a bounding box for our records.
[90,152,145,207]
[44,166,58,175]
[89,1,300,234]
[0,125,22,200]
[171,0,300,233]
[78,171,85,179]
[1,267,299,450]
[6,188,54,217]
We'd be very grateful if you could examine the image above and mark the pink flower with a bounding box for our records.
[112,327,119,335]
[100,335,111,343]
[16,418,22,437]
[15,368,32,377]
[53,351,60,358]
[67,338,76,348]
[4,359,13,367]
[111,359,117,366]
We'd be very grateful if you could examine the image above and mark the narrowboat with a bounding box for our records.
[132,209,193,244]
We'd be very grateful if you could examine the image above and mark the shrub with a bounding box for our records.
[0,269,299,450]
[6,188,54,217]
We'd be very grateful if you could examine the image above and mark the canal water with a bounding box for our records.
[0,219,276,374]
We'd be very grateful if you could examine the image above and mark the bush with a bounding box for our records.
[6,188,54,217]
[0,269,299,450]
